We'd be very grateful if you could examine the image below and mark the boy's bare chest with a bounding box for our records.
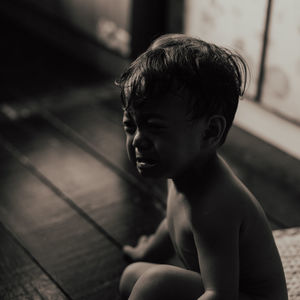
[167,194,200,272]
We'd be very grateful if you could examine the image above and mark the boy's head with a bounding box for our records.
[118,33,248,144]
[117,34,248,178]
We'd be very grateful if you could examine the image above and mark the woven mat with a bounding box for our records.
[273,227,300,300]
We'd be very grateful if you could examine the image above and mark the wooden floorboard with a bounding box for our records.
[0,223,68,300]
[0,144,126,299]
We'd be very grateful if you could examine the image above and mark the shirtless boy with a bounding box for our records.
[117,34,288,300]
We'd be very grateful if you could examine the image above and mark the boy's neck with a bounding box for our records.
[171,152,220,196]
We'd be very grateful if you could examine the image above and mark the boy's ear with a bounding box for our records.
[203,115,226,146]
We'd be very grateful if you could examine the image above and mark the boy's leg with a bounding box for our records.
[120,263,204,300]
[119,262,157,299]
[120,263,255,300]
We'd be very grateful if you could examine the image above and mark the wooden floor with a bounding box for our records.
[1,18,300,298]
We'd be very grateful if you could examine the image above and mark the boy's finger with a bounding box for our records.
[123,245,138,258]
[122,245,133,253]
[122,245,136,262]
[138,235,148,244]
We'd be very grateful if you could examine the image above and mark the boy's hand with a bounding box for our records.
[123,235,153,262]
[122,218,174,263]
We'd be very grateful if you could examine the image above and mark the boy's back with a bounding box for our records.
[167,155,287,299]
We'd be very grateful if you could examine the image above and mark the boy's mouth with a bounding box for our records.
[136,157,157,168]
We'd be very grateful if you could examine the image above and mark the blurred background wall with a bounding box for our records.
[185,0,300,125]
[261,0,300,123]
[1,0,299,124]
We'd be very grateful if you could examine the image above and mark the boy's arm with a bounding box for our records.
[192,206,240,300]
[123,218,174,262]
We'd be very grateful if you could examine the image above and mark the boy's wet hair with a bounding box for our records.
[116,34,248,145]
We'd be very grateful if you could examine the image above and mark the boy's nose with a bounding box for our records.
[132,130,151,150]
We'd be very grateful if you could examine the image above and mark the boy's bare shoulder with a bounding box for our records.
[189,159,254,228]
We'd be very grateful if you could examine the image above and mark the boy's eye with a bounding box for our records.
[123,121,136,134]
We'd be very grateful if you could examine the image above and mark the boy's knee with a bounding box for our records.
[129,265,177,300]
[142,264,171,283]
[129,265,203,300]
[119,263,139,299]
[119,262,152,299]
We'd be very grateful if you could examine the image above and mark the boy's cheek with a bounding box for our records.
[126,139,136,163]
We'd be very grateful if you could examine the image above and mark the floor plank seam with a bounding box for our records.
[0,134,123,251]
[0,220,72,300]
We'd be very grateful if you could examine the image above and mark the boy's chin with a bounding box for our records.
[136,164,164,178]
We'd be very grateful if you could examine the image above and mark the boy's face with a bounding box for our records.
[122,93,208,178]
